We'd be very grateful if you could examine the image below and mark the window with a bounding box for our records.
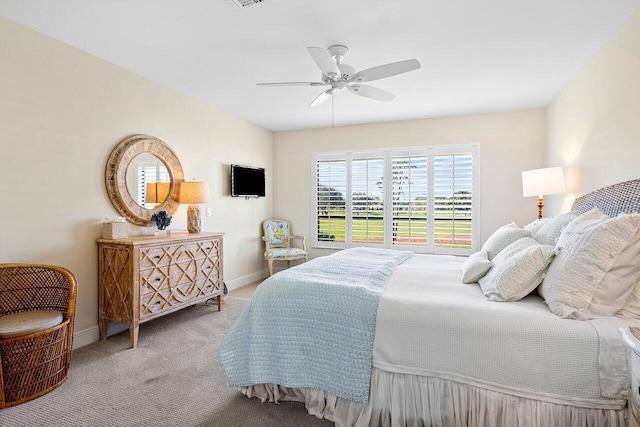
[312,144,478,254]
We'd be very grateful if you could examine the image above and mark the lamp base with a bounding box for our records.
[537,196,544,220]
[187,205,202,233]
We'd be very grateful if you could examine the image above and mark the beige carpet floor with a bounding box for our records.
[0,286,332,427]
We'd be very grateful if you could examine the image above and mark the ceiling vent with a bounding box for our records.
[230,0,266,7]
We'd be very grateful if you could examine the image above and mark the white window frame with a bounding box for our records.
[311,143,480,255]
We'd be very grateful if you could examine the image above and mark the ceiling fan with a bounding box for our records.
[257,45,421,108]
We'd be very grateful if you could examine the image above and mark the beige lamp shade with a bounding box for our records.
[145,182,171,204]
[522,167,566,197]
[178,180,211,233]
[178,181,211,204]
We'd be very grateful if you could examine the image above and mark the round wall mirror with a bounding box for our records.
[125,153,171,209]
[106,134,184,226]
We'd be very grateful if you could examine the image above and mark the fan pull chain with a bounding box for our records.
[331,92,335,127]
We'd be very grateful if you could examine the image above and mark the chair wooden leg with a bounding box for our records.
[268,259,274,276]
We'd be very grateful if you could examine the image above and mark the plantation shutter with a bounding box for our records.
[351,157,384,245]
[433,152,473,249]
[312,144,477,254]
[137,165,157,207]
[315,159,347,244]
[391,155,428,247]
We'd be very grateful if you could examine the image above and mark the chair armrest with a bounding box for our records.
[291,235,306,251]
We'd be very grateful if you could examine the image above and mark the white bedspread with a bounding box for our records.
[373,254,628,409]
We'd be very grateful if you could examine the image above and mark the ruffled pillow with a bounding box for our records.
[524,217,550,236]
[461,251,491,284]
[479,237,556,302]
[533,211,578,246]
[481,223,530,260]
[539,208,640,319]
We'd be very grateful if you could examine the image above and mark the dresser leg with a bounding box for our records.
[99,318,108,340]
[129,324,139,348]
[217,294,223,311]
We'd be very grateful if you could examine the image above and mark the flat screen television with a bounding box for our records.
[231,164,265,198]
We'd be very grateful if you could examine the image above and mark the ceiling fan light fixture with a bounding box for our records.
[257,44,420,107]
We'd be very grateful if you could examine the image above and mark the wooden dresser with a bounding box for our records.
[97,232,224,348]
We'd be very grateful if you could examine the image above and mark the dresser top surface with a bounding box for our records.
[97,231,224,246]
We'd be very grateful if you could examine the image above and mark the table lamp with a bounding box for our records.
[178,180,211,233]
[522,167,566,219]
[145,182,170,206]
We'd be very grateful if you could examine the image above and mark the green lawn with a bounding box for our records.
[318,210,472,248]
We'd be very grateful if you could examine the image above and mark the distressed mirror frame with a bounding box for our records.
[106,134,184,226]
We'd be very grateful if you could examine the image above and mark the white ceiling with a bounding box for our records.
[1,0,639,132]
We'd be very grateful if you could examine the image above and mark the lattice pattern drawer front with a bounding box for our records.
[140,247,174,270]
[199,258,219,281]
[141,287,172,315]
[171,261,199,285]
[175,240,219,263]
[193,277,219,297]
[140,267,170,294]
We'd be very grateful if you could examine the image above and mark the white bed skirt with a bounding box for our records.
[240,367,627,427]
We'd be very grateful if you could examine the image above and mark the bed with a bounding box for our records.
[219,179,640,427]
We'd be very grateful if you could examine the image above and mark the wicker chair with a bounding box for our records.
[0,264,77,408]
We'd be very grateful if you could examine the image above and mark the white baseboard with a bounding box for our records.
[73,269,269,349]
[225,269,268,292]
[73,325,100,349]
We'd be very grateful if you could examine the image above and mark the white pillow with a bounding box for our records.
[618,277,640,327]
[539,208,640,320]
[533,211,579,246]
[461,251,491,284]
[478,237,556,302]
[524,217,550,235]
[481,225,530,260]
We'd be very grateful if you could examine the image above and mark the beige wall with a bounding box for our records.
[546,8,640,214]
[273,110,546,259]
[0,18,273,347]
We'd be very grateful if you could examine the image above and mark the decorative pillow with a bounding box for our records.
[618,277,640,327]
[265,221,290,247]
[481,224,530,260]
[539,208,640,320]
[478,237,556,302]
[524,217,550,236]
[532,211,578,246]
[461,251,491,284]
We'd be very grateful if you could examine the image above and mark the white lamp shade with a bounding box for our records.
[178,181,211,204]
[522,167,566,197]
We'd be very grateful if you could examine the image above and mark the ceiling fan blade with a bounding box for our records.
[352,59,420,83]
[257,82,326,87]
[347,84,395,102]
[309,89,333,108]
[307,47,340,78]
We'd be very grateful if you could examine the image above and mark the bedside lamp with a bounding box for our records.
[522,167,566,219]
[178,180,211,233]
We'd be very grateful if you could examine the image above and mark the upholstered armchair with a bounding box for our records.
[0,264,77,408]
[262,219,308,276]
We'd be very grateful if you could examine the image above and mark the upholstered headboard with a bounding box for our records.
[571,179,640,216]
